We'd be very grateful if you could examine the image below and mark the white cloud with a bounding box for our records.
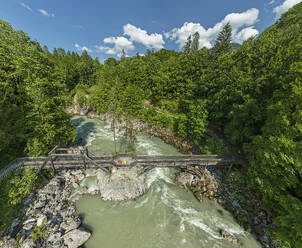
[96,36,134,57]
[269,0,275,5]
[273,0,302,19]
[38,9,55,17]
[19,2,32,11]
[75,44,92,53]
[123,24,165,49]
[233,27,259,43]
[165,8,259,49]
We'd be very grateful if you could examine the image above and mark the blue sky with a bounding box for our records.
[0,0,301,61]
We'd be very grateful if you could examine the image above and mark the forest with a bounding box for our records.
[0,2,301,247]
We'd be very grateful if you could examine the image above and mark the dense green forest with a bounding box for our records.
[0,2,301,247]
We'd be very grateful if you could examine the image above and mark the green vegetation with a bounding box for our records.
[0,19,78,168]
[13,234,22,248]
[0,2,301,246]
[0,169,40,232]
[30,221,48,242]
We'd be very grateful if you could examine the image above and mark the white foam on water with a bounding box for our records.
[180,221,185,232]
[80,177,99,193]
[134,196,149,209]
[187,219,223,239]
[218,222,247,236]
[146,168,174,188]
[136,135,162,155]
[87,126,115,147]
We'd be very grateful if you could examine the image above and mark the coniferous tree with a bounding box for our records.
[120,49,126,60]
[191,32,200,52]
[213,22,232,57]
[183,35,192,53]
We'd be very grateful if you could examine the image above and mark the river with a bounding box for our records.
[71,116,260,248]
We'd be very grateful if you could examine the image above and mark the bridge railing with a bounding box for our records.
[0,144,60,178]
[0,146,246,178]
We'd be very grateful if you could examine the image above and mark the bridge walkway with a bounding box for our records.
[0,146,246,178]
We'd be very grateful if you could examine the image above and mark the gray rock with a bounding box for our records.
[23,198,34,206]
[10,218,20,233]
[22,223,35,231]
[34,200,46,209]
[175,173,194,186]
[60,217,81,233]
[20,238,35,248]
[220,229,240,245]
[98,166,146,201]
[62,228,91,248]
[0,238,15,248]
[47,231,62,245]
[37,215,47,227]
[23,218,36,225]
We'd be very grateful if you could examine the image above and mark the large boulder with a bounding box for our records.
[175,166,218,201]
[97,167,147,201]
[60,217,81,233]
[62,228,91,248]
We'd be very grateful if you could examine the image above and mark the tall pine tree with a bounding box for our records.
[213,22,232,57]
[182,35,192,53]
[191,32,200,52]
[120,49,126,60]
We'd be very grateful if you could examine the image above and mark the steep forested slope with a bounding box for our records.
[196,4,302,246]
[0,21,100,167]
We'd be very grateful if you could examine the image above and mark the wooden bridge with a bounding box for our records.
[0,146,246,178]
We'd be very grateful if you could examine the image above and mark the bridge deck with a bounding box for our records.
[0,147,246,178]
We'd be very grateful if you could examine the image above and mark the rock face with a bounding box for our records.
[62,228,91,248]
[175,166,218,201]
[96,167,147,201]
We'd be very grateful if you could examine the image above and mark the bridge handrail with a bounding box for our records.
[48,144,60,155]
[0,146,245,178]
[0,158,25,178]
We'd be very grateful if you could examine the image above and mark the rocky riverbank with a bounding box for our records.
[175,165,280,248]
[174,166,241,246]
[213,166,280,248]
[1,166,147,248]
[1,171,90,248]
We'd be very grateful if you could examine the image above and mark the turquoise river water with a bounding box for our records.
[72,116,260,248]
